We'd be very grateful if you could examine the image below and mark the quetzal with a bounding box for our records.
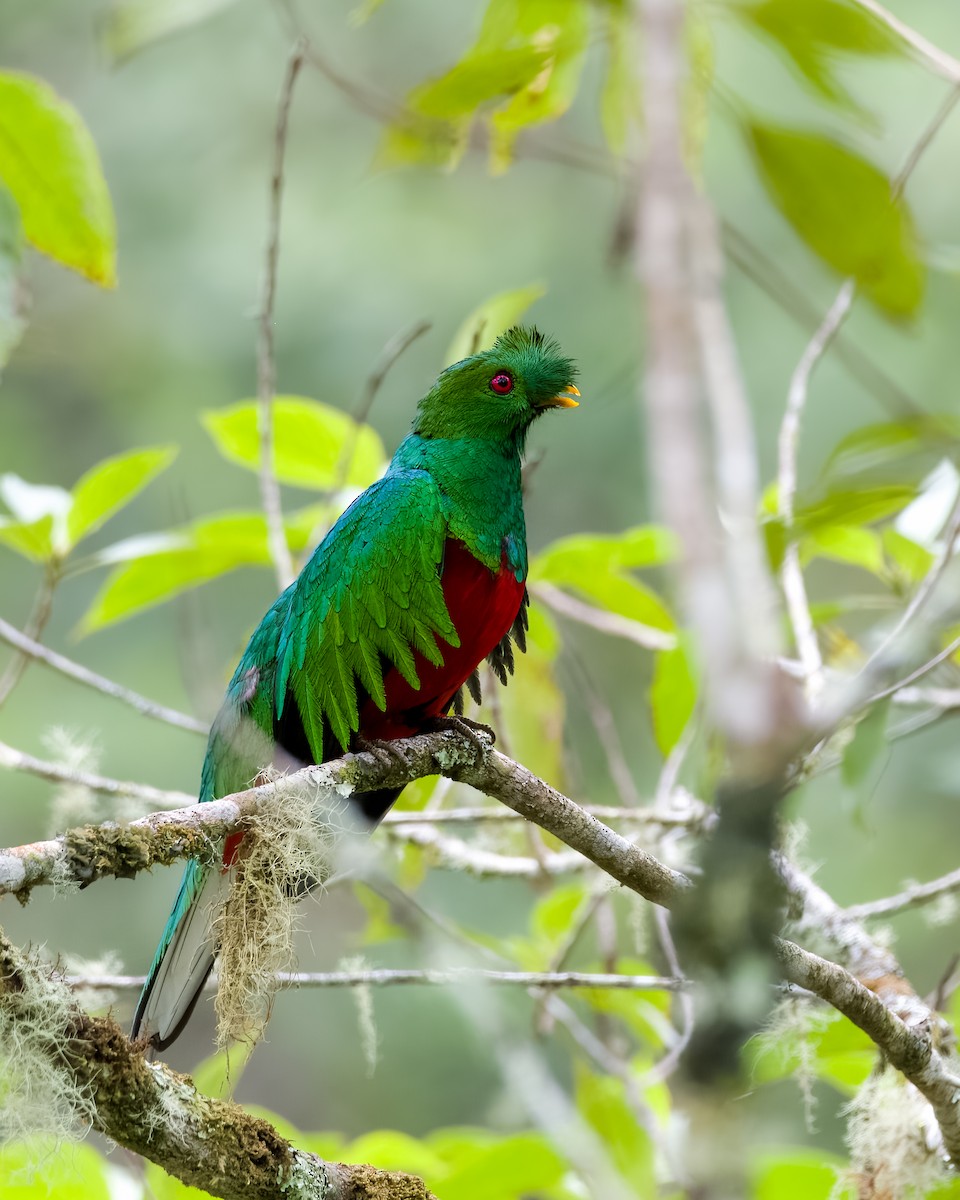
[132,326,579,1049]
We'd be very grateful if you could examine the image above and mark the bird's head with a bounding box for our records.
[413,326,579,445]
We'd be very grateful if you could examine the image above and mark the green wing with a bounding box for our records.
[275,468,459,753]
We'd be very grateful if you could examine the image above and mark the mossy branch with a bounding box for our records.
[0,727,689,905]
[0,927,434,1200]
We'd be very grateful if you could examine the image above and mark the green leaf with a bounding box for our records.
[496,626,568,788]
[748,1007,875,1096]
[487,0,589,172]
[0,186,26,372]
[841,698,891,797]
[800,524,884,575]
[0,1142,111,1198]
[752,1148,852,1199]
[78,507,326,633]
[190,1045,252,1099]
[748,123,924,316]
[435,1132,565,1200]
[67,445,178,547]
[576,1065,657,1194]
[0,474,72,560]
[795,485,918,534]
[342,1130,447,1179]
[531,882,589,944]
[531,526,677,583]
[202,398,386,491]
[738,0,900,114]
[650,641,697,755]
[0,72,116,287]
[883,527,934,583]
[101,0,240,62]
[445,283,545,364]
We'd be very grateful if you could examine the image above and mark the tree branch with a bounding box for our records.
[0,614,208,735]
[0,928,433,1199]
[0,728,691,904]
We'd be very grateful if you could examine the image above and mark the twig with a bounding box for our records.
[0,569,57,711]
[65,967,687,993]
[867,629,960,705]
[257,41,306,592]
[778,281,856,699]
[0,614,208,736]
[384,801,711,827]
[850,0,960,84]
[385,822,584,878]
[645,906,694,1084]
[842,866,960,922]
[532,583,676,651]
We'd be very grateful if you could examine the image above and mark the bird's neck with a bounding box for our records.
[391,434,527,579]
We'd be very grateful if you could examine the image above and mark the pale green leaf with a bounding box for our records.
[0,475,72,559]
[795,485,918,533]
[0,72,116,286]
[800,524,884,574]
[530,526,677,583]
[883,527,934,582]
[67,445,178,546]
[342,1130,446,1179]
[650,641,697,755]
[531,882,589,944]
[0,1142,111,1199]
[748,1006,875,1096]
[600,1,638,154]
[445,283,545,364]
[576,1065,657,1194]
[78,508,325,633]
[739,0,900,114]
[825,417,960,482]
[752,1148,852,1199]
[748,124,924,316]
[495,629,567,787]
[202,398,385,491]
[0,515,54,562]
[437,1132,565,1200]
[101,0,240,62]
[0,185,26,372]
[841,698,891,795]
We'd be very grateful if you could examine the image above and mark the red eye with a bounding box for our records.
[490,372,514,395]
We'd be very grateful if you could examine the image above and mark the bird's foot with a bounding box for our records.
[423,714,496,755]
[354,735,415,772]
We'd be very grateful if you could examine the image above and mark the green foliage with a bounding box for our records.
[575,1064,656,1194]
[0,1143,110,1199]
[748,1005,876,1096]
[841,698,891,809]
[751,1148,852,1199]
[0,447,177,565]
[747,124,924,316]
[202,397,386,491]
[78,507,328,633]
[0,71,116,287]
[445,282,545,364]
[736,0,900,113]
[381,0,588,171]
[650,640,697,756]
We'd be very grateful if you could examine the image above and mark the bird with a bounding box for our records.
[132,325,579,1049]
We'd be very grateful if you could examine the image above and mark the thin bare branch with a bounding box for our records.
[0,569,56,711]
[843,866,960,922]
[851,0,960,84]
[532,583,677,651]
[66,967,686,993]
[0,614,208,735]
[385,821,584,878]
[384,800,712,827]
[257,41,306,591]
[778,281,856,699]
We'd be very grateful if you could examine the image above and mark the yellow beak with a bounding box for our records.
[542,383,580,409]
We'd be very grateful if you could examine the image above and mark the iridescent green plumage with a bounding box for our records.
[134,326,578,1048]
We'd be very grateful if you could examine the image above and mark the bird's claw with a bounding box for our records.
[424,714,496,754]
[354,735,415,771]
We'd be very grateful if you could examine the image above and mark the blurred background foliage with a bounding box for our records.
[4,0,960,1196]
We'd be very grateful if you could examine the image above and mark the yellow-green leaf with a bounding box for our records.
[446,283,545,364]
[752,1149,852,1200]
[202,398,386,491]
[0,72,116,286]
[748,123,924,316]
[0,1142,111,1199]
[650,641,697,755]
[67,445,178,546]
[800,524,884,575]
